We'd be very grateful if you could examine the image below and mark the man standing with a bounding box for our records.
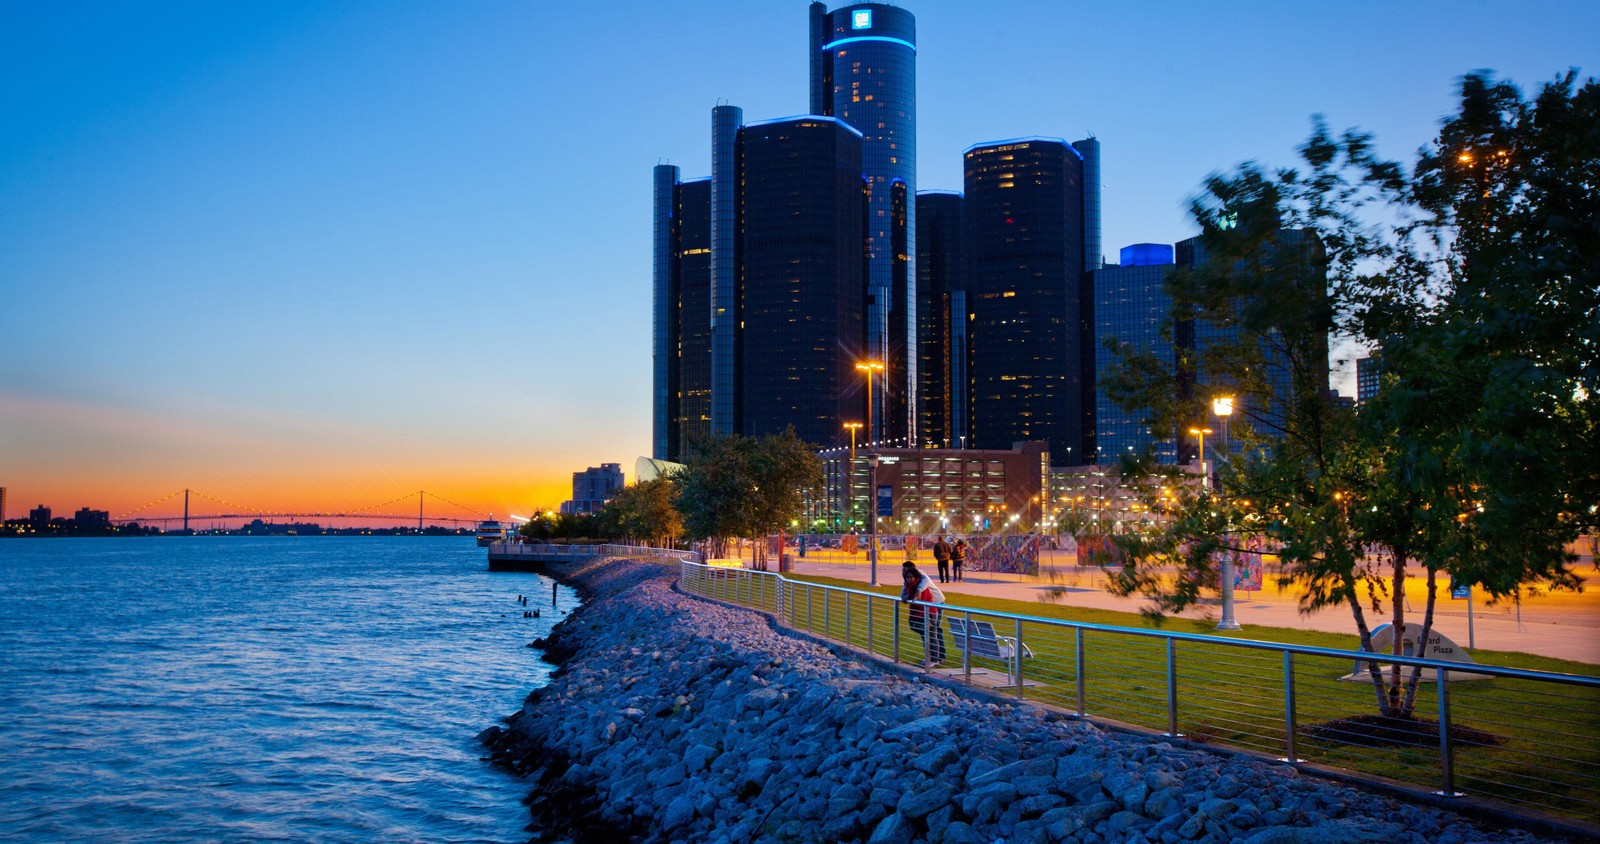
[933,535,952,583]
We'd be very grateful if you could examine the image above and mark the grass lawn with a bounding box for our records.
[689,568,1600,825]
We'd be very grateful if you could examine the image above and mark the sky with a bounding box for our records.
[2,0,1596,523]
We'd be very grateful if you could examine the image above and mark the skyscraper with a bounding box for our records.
[963,138,1090,462]
[738,117,867,445]
[1093,244,1179,463]
[652,165,712,462]
[1179,229,1327,448]
[710,104,743,438]
[916,190,963,448]
[652,4,1123,465]
[810,2,917,444]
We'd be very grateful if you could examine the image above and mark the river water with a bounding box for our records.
[0,536,574,843]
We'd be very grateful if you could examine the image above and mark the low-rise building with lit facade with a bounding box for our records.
[561,463,624,515]
[815,441,1049,533]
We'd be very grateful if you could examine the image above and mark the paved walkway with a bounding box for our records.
[784,556,1600,666]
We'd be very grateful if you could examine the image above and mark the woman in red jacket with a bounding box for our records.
[900,561,947,666]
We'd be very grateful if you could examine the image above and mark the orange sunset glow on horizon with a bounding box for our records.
[1,386,644,525]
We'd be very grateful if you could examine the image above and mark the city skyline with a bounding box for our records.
[3,1,1595,516]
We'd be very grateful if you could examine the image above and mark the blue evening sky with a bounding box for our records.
[2,0,1595,516]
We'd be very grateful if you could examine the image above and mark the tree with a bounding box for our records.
[602,477,685,548]
[517,509,600,542]
[1102,71,1598,719]
[672,429,824,569]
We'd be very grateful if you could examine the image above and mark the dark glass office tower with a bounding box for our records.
[1176,230,1327,458]
[675,180,713,457]
[738,117,867,446]
[963,138,1087,462]
[916,191,963,448]
[710,105,743,437]
[810,2,916,444]
[1093,244,1178,464]
[652,165,678,461]
[1073,138,1102,463]
[651,168,712,462]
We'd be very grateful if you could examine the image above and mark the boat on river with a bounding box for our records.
[475,518,505,546]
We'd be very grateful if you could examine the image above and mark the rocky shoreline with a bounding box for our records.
[480,558,1577,844]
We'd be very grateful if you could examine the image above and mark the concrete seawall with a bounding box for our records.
[481,557,1571,843]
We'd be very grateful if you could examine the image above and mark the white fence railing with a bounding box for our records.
[677,560,1600,829]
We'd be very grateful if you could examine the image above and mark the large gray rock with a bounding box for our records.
[897,781,957,820]
[867,811,914,844]
[661,794,695,830]
[912,741,962,776]
[1144,785,1185,819]
[684,743,718,773]
[881,714,953,742]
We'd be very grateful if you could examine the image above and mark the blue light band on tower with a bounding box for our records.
[821,35,917,52]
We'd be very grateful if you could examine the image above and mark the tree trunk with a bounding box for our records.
[1401,565,1441,717]
[1345,568,1396,717]
[1385,545,1408,717]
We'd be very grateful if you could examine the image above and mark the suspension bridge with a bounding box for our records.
[114,489,489,531]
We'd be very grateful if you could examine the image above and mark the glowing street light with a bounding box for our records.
[1212,396,1234,469]
[855,360,885,446]
[842,421,863,528]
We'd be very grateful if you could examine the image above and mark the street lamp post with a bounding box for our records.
[843,421,863,529]
[1212,396,1234,477]
[855,360,885,446]
[855,361,885,586]
[1187,427,1213,491]
[868,452,880,587]
[1196,412,1241,629]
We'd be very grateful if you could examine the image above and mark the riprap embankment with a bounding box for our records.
[482,558,1566,844]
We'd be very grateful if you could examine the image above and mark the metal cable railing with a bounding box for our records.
[485,541,689,565]
[677,560,1600,826]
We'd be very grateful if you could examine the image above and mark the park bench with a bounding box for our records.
[946,616,1034,677]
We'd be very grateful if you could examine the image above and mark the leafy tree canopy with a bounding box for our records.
[1101,71,1598,718]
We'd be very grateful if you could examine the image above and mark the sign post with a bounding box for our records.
[1451,578,1474,650]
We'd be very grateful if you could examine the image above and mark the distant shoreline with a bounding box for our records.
[0,529,476,539]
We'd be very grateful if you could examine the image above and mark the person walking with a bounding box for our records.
[951,538,967,582]
[933,535,952,583]
[899,561,947,666]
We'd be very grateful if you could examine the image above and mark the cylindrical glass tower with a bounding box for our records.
[810,2,916,445]
[710,104,743,437]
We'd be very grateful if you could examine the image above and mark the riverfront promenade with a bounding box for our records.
[784,555,1600,666]
[483,556,1575,843]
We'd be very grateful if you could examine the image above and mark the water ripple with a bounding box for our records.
[0,536,572,843]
